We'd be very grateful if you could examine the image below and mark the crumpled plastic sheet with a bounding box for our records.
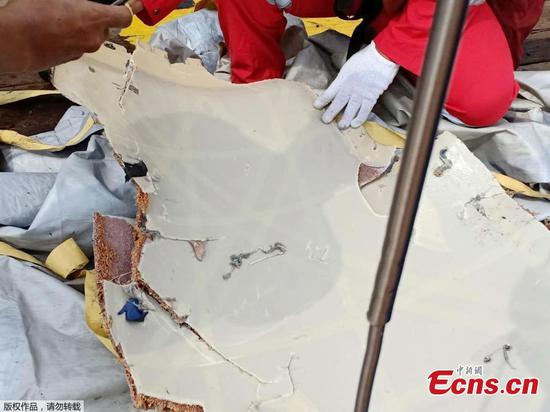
[0,105,102,173]
[0,146,76,173]
[0,104,137,409]
[150,11,341,89]
[0,172,57,227]
[150,9,224,73]
[24,106,103,147]
[0,135,136,256]
[0,256,135,411]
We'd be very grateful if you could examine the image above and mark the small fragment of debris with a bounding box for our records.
[88,66,96,73]
[129,84,139,95]
[433,149,453,177]
[223,251,254,280]
[187,240,207,261]
[223,242,287,280]
[358,164,387,188]
[502,344,515,369]
[483,344,515,369]
[104,42,116,50]
[117,298,148,322]
[504,188,516,197]
[465,194,487,218]
[122,160,148,182]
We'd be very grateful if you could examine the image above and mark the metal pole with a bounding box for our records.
[354,1,469,411]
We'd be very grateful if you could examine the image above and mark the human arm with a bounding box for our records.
[0,0,132,73]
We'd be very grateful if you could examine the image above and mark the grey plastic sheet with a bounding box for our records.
[0,105,102,173]
[0,107,137,410]
[0,135,136,256]
[0,172,57,227]
[150,9,224,73]
[23,105,102,147]
[0,256,134,411]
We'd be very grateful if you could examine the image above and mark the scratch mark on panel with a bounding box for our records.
[118,56,136,110]
[433,148,453,177]
[248,353,297,411]
[223,242,287,280]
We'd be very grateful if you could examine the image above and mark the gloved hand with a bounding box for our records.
[313,42,399,129]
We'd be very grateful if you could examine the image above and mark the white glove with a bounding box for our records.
[313,42,399,129]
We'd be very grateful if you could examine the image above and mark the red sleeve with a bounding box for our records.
[137,0,183,26]
[375,0,544,73]
[374,0,436,76]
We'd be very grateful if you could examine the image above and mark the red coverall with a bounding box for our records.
[138,0,543,127]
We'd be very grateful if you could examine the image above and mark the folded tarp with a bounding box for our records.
[0,256,135,411]
[0,135,136,256]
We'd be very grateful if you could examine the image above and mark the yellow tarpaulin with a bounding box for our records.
[0,115,96,152]
[120,10,192,43]
[85,270,117,355]
[0,238,89,279]
[302,18,359,37]
[120,9,358,44]
[364,121,406,148]
[0,241,42,266]
[493,172,550,201]
[45,238,90,279]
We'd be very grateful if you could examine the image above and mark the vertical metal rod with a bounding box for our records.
[354,1,469,410]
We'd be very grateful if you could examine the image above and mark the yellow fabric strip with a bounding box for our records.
[302,18,359,37]
[120,10,192,43]
[493,172,550,201]
[0,90,60,106]
[0,238,89,278]
[120,10,357,44]
[0,241,43,266]
[0,115,95,152]
[363,121,406,148]
[45,238,90,279]
[85,270,117,355]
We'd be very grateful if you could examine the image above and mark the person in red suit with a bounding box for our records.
[128,0,543,129]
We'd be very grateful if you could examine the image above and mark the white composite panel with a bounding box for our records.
[55,43,550,412]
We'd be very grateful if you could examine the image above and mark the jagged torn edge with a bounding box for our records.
[100,44,297,409]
